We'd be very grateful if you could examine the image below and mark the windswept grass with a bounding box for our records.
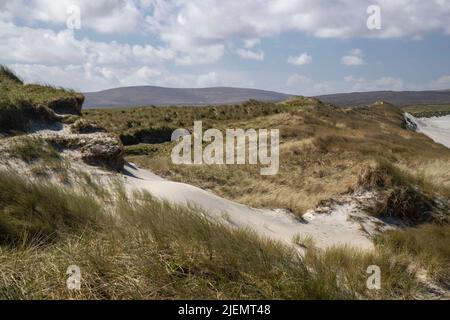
[0,171,419,299]
[0,170,102,247]
[85,100,284,145]
[0,66,23,84]
[376,224,450,286]
[357,159,449,224]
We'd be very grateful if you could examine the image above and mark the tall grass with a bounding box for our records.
[0,66,23,84]
[358,159,449,224]
[376,225,450,286]
[0,170,102,247]
[0,171,419,299]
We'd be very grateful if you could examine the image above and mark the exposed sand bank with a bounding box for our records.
[405,113,450,149]
[123,164,395,250]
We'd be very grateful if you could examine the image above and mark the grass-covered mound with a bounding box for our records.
[0,66,84,132]
[86,99,450,218]
[358,159,449,225]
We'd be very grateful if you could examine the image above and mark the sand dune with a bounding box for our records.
[123,164,389,250]
[20,113,450,251]
[406,113,450,149]
[122,111,450,250]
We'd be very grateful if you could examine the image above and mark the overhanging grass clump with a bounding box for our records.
[358,159,446,224]
[0,66,83,132]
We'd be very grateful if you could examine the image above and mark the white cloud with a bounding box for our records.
[243,39,261,48]
[6,0,143,34]
[1,0,450,67]
[344,75,404,91]
[235,38,264,60]
[341,49,365,66]
[7,62,253,92]
[174,44,225,65]
[1,1,450,92]
[1,0,450,66]
[290,73,450,95]
[236,49,264,61]
[143,0,450,65]
[429,75,450,90]
[0,20,175,66]
[147,0,450,41]
[285,74,338,96]
[286,74,313,87]
[287,53,312,66]
[196,72,219,87]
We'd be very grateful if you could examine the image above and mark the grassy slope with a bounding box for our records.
[85,100,450,293]
[0,171,419,299]
[0,66,80,131]
[0,67,448,298]
[86,100,450,217]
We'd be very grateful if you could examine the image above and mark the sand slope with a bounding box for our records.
[123,164,393,250]
[405,113,450,149]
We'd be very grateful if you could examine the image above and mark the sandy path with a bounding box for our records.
[123,164,384,250]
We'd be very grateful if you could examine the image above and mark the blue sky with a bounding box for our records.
[1,0,450,95]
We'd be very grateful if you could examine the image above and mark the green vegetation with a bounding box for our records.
[376,224,450,286]
[0,66,82,132]
[7,137,61,163]
[358,159,449,224]
[84,100,450,294]
[0,171,419,299]
[0,66,23,84]
[84,100,284,145]
[402,104,450,118]
[0,170,102,247]
[86,100,450,218]
[70,119,105,134]
[0,67,448,298]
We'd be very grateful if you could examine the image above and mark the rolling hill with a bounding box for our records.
[317,90,450,107]
[83,86,291,108]
[84,86,450,109]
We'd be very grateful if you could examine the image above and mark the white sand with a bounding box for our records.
[123,164,396,250]
[405,113,450,149]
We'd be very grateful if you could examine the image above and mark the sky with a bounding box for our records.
[1,0,450,95]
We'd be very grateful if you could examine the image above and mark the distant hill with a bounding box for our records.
[83,86,291,108]
[84,86,450,108]
[317,90,450,107]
